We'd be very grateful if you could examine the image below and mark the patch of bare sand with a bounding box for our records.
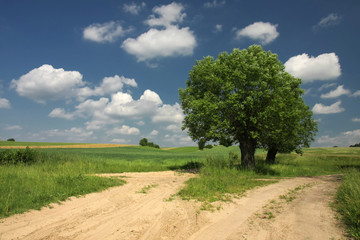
[0,173,346,240]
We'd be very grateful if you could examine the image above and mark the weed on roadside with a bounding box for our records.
[136,184,158,194]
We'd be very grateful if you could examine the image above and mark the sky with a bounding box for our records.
[0,0,359,147]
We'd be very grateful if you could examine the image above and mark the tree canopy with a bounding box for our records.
[179,45,317,168]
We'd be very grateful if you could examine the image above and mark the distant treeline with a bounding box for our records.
[349,142,360,147]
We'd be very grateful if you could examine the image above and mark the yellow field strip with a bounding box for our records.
[0,144,134,149]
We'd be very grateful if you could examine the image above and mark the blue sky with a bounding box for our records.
[0,0,359,147]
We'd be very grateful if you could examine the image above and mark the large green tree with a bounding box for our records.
[258,72,317,164]
[179,45,316,168]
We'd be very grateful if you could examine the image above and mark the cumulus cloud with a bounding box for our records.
[352,118,360,122]
[49,108,75,120]
[150,130,159,136]
[122,2,196,63]
[45,127,94,142]
[83,21,131,43]
[165,124,181,132]
[235,22,279,45]
[214,24,223,33]
[320,85,351,99]
[313,13,342,31]
[4,125,22,130]
[284,53,341,83]
[12,65,138,103]
[145,2,186,27]
[104,90,162,118]
[110,125,140,135]
[353,90,360,97]
[111,138,130,144]
[319,83,336,91]
[123,2,146,15]
[0,98,11,109]
[317,129,360,147]
[122,26,196,62]
[78,75,137,100]
[11,64,85,104]
[204,0,226,8]
[152,103,184,123]
[312,100,345,114]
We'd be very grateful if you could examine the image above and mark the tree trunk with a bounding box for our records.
[239,138,256,169]
[265,147,278,164]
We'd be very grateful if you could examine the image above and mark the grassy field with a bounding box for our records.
[1,144,359,237]
[0,141,87,146]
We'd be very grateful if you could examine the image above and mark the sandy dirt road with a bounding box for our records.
[0,172,345,240]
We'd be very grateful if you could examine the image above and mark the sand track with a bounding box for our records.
[0,172,345,240]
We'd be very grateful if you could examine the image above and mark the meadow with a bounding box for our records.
[0,143,359,238]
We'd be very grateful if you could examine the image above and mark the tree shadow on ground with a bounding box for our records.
[168,161,204,173]
[253,162,280,176]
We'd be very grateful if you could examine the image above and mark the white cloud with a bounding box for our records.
[105,90,162,118]
[150,130,159,136]
[45,127,94,142]
[78,75,137,100]
[165,124,181,132]
[11,64,85,103]
[111,138,130,144]
[353,90,360,97]
[49,108,75,120]
[145,2,185,28]
[319,83,337,91]
[320,85,351,99]
[110,125,140,135]
[214,24,223,33]
[235,22,279,45]
[204,0,226,8]
[0,98,11,109]
[284,53,341,83]
[83,21,130,43]
[317,129,360,147]
[4,125,22,130]
[352,118,360,122]
[136,121,145,126]
[312,100,345,114]
[313,13,342,31]
[123,2,146,15]
[122,26,196,62]
[122,2,196,63]
[152,103,184,123]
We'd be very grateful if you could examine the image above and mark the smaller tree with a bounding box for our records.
[139,138,148,146]
[7,138,15,142]
[139,138,160,149]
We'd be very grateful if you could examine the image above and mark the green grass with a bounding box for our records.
[0,141,87,146]
[335,169,360,239]
[1,143,360,229]
[0,151,125,218]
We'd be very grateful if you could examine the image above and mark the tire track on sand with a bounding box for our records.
[0,173,345,240]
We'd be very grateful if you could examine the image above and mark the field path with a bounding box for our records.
[0,172,345,240]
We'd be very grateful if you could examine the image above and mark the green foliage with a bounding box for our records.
[179,45,316,169]
[335,169,360,239]
[7,138,15,142]
[350,142,360,147]
[0,147,38,165]
[139,137,148,146]
[178,154,275,203]
[139,138,160,149]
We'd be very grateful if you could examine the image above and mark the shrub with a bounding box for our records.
[7,138,15,142]
[139,138,160,149]
[336,169,360,239]
[0,147,38,165]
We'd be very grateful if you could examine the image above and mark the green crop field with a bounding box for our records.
[1,143,359,237]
